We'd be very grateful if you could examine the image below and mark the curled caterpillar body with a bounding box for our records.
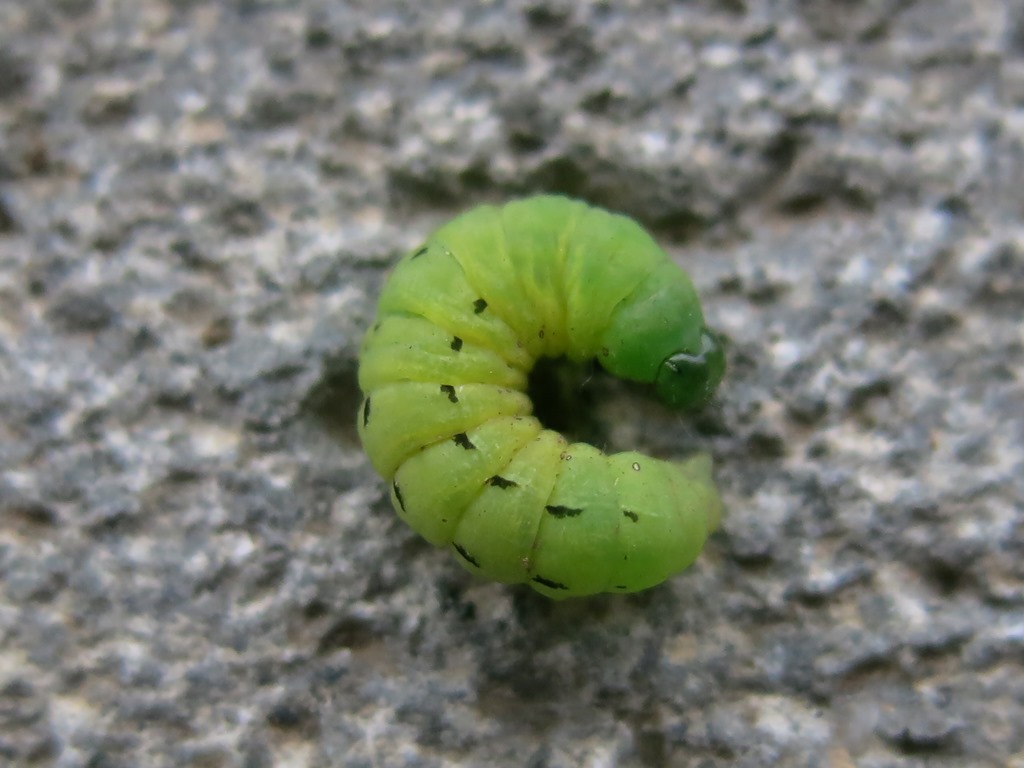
[357,195,725,599]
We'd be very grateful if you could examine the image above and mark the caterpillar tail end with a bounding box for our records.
[675,452,723,533]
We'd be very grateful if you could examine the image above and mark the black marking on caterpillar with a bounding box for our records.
[473,298,488,314]
[362,398,371,427]
[532,575,568,590]
[622,510,639,523]
[412,246,429,259]
[393,480,405,512]
[488,475,518,489]
[453,433,475,450]
[450,336,463,352]
[440,384,458,403]
[453,543,480,568]
[546,505,583,518]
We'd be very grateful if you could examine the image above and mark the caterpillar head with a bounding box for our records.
[654,328,725,410]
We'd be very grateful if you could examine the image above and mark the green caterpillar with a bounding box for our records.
[357,195,725,599]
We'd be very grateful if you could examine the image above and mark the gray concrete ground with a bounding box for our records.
[1,1,1022,766]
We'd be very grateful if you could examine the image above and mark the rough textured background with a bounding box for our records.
[1,1,1022,766]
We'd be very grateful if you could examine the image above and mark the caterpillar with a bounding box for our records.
[357,195,725,599]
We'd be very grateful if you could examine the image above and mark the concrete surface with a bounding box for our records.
[0,1,1022,766]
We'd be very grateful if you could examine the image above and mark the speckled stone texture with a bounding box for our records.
[0,1,1022,766]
